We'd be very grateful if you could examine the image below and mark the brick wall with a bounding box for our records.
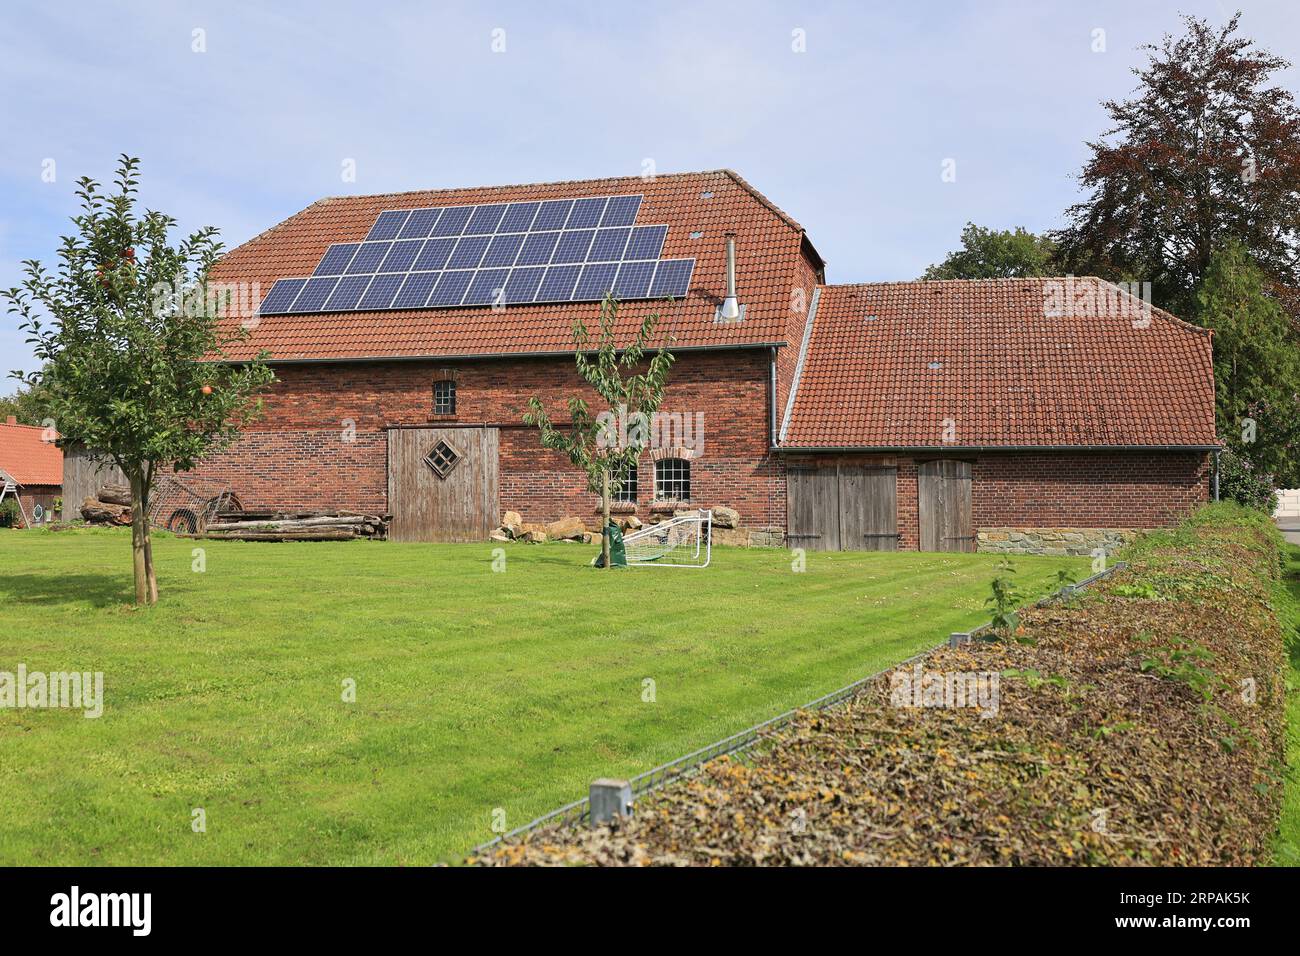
[193,350,785,527]
[14,484,60,527]
[969,452,1212,529]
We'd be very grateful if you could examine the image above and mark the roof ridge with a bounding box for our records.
[0,421,55,433]
[718,169,804,234]
[818,276,1211,336]
[220,198,331,262]
[312,168,735,206]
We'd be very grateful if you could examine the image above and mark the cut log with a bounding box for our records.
[206,514,382,532]
[199,530,359,541]
[96,484,133,506]
[80,497,130,525]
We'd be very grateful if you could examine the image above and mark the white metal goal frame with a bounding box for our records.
[622,508,712,569]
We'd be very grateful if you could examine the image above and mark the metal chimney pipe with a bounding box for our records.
[718,233,741,321]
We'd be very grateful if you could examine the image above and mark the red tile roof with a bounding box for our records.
[210,170,815,362]
[780,279,1218,449]
[0,419,62,486]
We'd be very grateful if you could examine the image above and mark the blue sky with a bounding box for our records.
[2,0,1296,378]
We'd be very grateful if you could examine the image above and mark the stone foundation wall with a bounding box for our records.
[976,527,1136,557]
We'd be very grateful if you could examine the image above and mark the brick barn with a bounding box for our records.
[0,415,62,528]
[198,170,1219,555]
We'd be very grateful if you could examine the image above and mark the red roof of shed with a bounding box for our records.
[780,279,1218,449]
[0,418,62,486]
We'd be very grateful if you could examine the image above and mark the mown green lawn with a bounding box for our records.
[0,527,1084,865]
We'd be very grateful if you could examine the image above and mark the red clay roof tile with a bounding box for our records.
[0,420,62,486]
[781,279,1218,449]
[210,170,808,362]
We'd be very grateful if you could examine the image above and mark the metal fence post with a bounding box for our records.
[589,779,633,826]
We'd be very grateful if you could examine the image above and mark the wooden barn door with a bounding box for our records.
[786,462,840,550]
[839,464,899,551]
[918,460,974,552]
[786,459,897,551]
[387,427,499,542]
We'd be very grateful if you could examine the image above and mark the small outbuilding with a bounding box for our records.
[0,415,62,527]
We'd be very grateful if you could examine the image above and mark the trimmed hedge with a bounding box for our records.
[479,504,1291,866]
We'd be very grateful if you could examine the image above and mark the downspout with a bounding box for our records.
[769,347,778,448]
[1213,449,1221,501]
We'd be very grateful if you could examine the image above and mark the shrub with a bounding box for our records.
[1219,448,1279,513]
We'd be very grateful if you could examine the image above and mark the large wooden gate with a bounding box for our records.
[918,460,974,552]
[786,459,898,551]
[387,427,499,542]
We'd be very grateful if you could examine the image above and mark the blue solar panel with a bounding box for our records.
[413,237,456,271]
[463,268,509,306]
[536,264,580,302]
[393,272,439,309]
[315,244,360,276]
[499,201,539,233]
[398,208,441,239]
[323,275,372,311]
[258,278,308,314]
[600,195,641,227]
[573,262,618,300]
[448,235,490,270]
[588,227,631,262]
[428,270,474,307]
[533,199,572,230]
[516,231,560,266]
[552,230,594,264]
[624,225,667,260]
[466,204,507,235]
[566,197,606,229]
[431,206,473,236]
[367,210,409,241]
[378,240,424,273]
[649,259,694,298]
[266,194,693,312]
[358,273,404,310]
[347,242,390,274]
[482,233,525,268]
[504,267,545,304]
[613,261,655,299]
[294,276,339,312]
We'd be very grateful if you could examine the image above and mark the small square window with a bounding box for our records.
[613,462,638,504]
[654,458,690,501]
[433,380,456,416]
[423,439,462,479]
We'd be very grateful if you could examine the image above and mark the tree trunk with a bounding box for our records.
[128,471,156,606]
[601,467,611,569]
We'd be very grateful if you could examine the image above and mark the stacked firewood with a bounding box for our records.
[80,483,132,525]
[200,512,387,541]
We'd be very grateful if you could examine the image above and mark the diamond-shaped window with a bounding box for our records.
[423,439,462,479]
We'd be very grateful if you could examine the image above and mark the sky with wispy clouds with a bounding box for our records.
[1,0,1296,378]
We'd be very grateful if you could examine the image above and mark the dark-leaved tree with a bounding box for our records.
[1054,13,1300,319]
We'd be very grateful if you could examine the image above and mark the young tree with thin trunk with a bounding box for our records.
[4,155,274,605]
[524,295,674,569]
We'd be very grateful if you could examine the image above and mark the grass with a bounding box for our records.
[0,526,1085,865]
[1276,541,1300,866]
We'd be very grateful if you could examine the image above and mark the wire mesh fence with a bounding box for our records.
[472,558,1127,856]
[147,475,241,534]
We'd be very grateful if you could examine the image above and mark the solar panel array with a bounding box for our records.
[257,194,695,315]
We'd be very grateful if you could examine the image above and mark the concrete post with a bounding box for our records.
[589,779,633,826]
[948,632,969,648]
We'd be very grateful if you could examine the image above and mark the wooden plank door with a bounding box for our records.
[387,427,499,542]
[918,460,974,552]
[839,464,898,551]
[786,463,840,551]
